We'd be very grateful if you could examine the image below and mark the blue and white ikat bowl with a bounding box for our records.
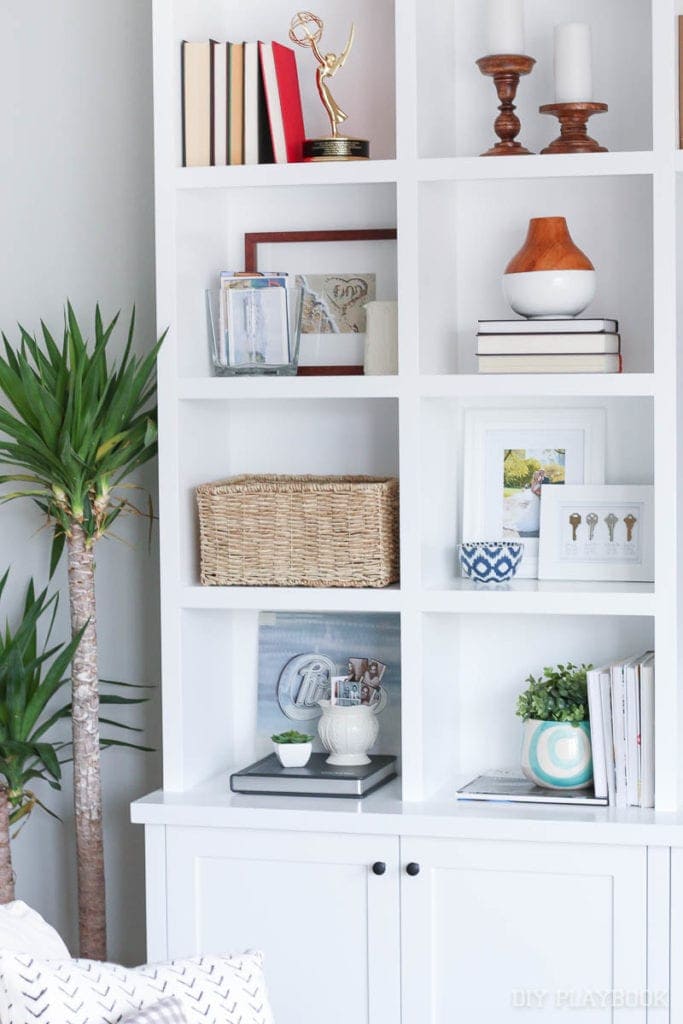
[459,541,523,584]
[521,719,593,790]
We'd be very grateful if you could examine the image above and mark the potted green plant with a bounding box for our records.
[271,730,314,768]
[0,570,150,905]
[516,663,593,790]
[0,573,83,903]
[0,304,163,957]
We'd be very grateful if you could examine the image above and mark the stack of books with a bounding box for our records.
[476,318,622,374]
[587,652,655,808]
[182,40,305,167]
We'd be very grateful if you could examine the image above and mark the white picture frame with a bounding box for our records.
[538,485,654,582]
[462,408,606,579]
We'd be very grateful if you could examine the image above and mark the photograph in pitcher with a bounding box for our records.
[257,612,400,748]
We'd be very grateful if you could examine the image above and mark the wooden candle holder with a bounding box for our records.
[476,54,536,157]
[539,102,608,154]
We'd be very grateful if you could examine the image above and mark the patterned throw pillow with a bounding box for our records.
[120,996,188,1023]
[0,950,273,1024]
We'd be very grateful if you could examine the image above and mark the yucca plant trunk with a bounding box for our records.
[0,787,15,904]
[67,523,106,960]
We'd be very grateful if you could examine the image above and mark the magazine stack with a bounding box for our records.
[587,651,655,808]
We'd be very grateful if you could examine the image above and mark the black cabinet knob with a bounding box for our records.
[406,862,421,876]
[372,861,387,876]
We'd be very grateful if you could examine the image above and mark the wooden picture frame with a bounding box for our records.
[244,229,397,376]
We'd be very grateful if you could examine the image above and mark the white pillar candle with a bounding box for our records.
[554,23,593,103]
[364,301,398,375]
[486,0,525,56]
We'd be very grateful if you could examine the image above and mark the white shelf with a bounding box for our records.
[181,581,654,618]
[181,585,403,613]
[175,160,399,190]
[178,374,653,402]
[421,579,656,617]
[174,153,656,191]
[131,775,683,846]
[419,373,656,399]
[178,375,400,400]
[418,151,656,183]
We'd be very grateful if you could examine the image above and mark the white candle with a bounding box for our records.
[554,23,593,102]
[486,0,525,56]
[364,301,398,375]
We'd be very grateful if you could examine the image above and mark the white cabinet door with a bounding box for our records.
[400,837,647,1024]
[166,827,400,1024]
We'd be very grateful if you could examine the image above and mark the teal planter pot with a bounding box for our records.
[521,719,593,790]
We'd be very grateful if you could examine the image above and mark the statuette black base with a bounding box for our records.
[303,137,370,161]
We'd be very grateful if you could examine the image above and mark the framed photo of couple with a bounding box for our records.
[462,408,607,579]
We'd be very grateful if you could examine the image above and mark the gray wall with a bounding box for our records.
[0,1,161,964]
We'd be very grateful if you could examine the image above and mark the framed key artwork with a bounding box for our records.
[538,485,655,582]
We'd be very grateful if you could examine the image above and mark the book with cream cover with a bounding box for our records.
[477,334,620,355]
[477,354,622,374]
[182,41,212,167]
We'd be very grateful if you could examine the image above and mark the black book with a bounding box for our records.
[477,318,618,335]
[230,753,397,798]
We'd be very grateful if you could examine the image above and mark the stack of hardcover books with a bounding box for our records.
[587,652,655,808]
[182,40,305,167]
[476,318,621,374]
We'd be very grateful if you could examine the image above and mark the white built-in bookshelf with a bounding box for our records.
[134,2,683,1018]
[142,0,681,812]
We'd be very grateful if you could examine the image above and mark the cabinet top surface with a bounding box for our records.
[132,777,683,846]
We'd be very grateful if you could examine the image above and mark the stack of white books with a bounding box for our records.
[476,318,622,374]
[587,652,655,808]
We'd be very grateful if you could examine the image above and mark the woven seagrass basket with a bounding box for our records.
[196,475,400,588]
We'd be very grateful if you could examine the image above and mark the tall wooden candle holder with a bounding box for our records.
[539,102,608,154]
[476,54,536,156]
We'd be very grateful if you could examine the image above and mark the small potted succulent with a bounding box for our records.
[516,663,593,790]
[271,730,314,768]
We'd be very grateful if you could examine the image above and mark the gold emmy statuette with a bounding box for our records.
[289,10,370,161]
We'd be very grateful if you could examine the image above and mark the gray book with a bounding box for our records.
[457,772,607,806]
[230,753,397,798]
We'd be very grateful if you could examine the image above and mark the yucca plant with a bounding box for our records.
[0,572,81,904]
[0,304,163,957]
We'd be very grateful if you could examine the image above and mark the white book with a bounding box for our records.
[477,353,621,374]
[586,668,608,800]
[182,41,212,167]
[244,42,260,165]
[259,41,286,163]
[456,771,607,806]
[476,333,620,355]
[211,41,228,167]
[477,318,618,335]
[598,669,617,806]
[610,660,630,808]
[625,661,641,806]
[639,652,655,809]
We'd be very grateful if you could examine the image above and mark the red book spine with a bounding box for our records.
[264,42,305,163]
